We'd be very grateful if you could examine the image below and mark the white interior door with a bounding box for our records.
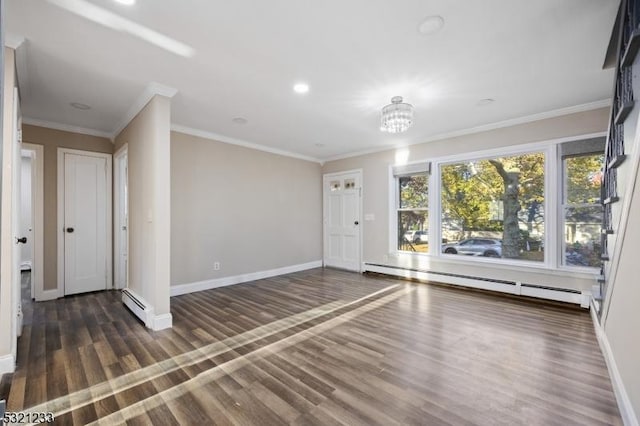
[63,152,108,295]
[114,148,128,289]
[323,171,362,271]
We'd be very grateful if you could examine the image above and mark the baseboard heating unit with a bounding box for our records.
[363,263,589,307]
[122,288,154,326]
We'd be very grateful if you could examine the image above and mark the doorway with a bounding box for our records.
[323,170,363,271]
[20,143,43,301]
[57,148,112,295]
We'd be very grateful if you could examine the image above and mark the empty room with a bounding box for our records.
[0,0,638,425]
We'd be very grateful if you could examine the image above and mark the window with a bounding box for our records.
[562,153,604,267]
[440,152,545,262]
[394,164,429,252]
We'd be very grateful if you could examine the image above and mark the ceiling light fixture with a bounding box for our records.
[293,83,310,94]
[70,102,91,110]
[417,15,445,35]
[380,96,414,133]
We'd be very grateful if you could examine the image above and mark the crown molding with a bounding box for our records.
[22,117,113,139]
[170,124,323,164]
[321,99,613,163]
[111,82,178,140]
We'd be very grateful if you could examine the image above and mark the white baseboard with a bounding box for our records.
[591,305,639,426]
[364,264,584,305]
[171,260,323,297]
[151,313,173,331]
[35,288,61,302]
[0,354,15,375]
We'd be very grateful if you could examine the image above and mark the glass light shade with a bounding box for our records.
[380,96,414,133]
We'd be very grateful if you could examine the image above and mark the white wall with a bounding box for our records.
[0,46,17,373]
[115,95,172,330]
[170,131,322,291]
[20,154,32,269]
[323,107,609,293]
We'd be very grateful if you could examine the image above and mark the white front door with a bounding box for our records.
[323,171,362,271]
[62,152,108,295]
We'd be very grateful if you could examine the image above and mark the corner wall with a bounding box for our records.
[115,95,172,330]
[170,131,323,294]
[0,46,16,373]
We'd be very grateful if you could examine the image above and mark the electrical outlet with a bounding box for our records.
[213,262,220,271]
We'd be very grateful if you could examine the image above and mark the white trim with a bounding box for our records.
[21,143,44,301]
[37,289,60,302]
[591,307,640,426]
[22,117,112,139]
[150,314,173,331]
[322,101,612,163]
[0,354,16,375]
[113,144,128,290]
[57,148,113,296]
[170,260,323,297]
[111,82,177,141]
[364,264,585,305]
[171,124,323,164]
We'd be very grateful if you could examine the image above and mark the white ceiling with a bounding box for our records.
[7,0,618,161]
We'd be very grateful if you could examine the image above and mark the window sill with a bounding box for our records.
[390,251,599,280]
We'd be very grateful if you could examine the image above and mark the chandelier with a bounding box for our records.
[380,96,414,133]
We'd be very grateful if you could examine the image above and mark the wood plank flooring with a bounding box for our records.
[0,268,622,425]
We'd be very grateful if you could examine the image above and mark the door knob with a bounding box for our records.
[354,221,359,225]
[16,237,27,244]
[66,227,75,233]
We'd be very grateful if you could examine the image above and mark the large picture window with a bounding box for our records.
[562,153,604,267]
[440,152,545,262]
[395,164,429,253]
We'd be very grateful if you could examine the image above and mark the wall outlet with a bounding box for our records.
[213,262,220,271]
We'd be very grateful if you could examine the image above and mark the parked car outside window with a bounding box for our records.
[442,238,502,257]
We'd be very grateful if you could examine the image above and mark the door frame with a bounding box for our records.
[322,169,363,272]
[113,143,128,290]
[21,143,44,301]
[57,148,113,296]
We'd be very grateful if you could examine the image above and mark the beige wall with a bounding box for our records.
[0,47,17,365]
[21,124,113,292]
[115,96,172,326]
[170,131,322,286]
[323,107,609,291]
[602,141,640,421]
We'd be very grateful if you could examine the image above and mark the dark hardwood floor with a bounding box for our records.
[0,268,621,425]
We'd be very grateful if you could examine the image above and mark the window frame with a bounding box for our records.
[393,163,430,254]
[559,151,605,272]
[388,133,605,273]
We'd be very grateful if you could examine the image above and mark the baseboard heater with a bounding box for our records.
[122,289,154,327]
[364,262,588,307]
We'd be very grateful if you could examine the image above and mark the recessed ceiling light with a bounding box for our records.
[70,102,91,110]
[417,15,445,35]
[232,117,248,125]
[114,0,136,5]
[293,83,310,94]
[477,98,495,106]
